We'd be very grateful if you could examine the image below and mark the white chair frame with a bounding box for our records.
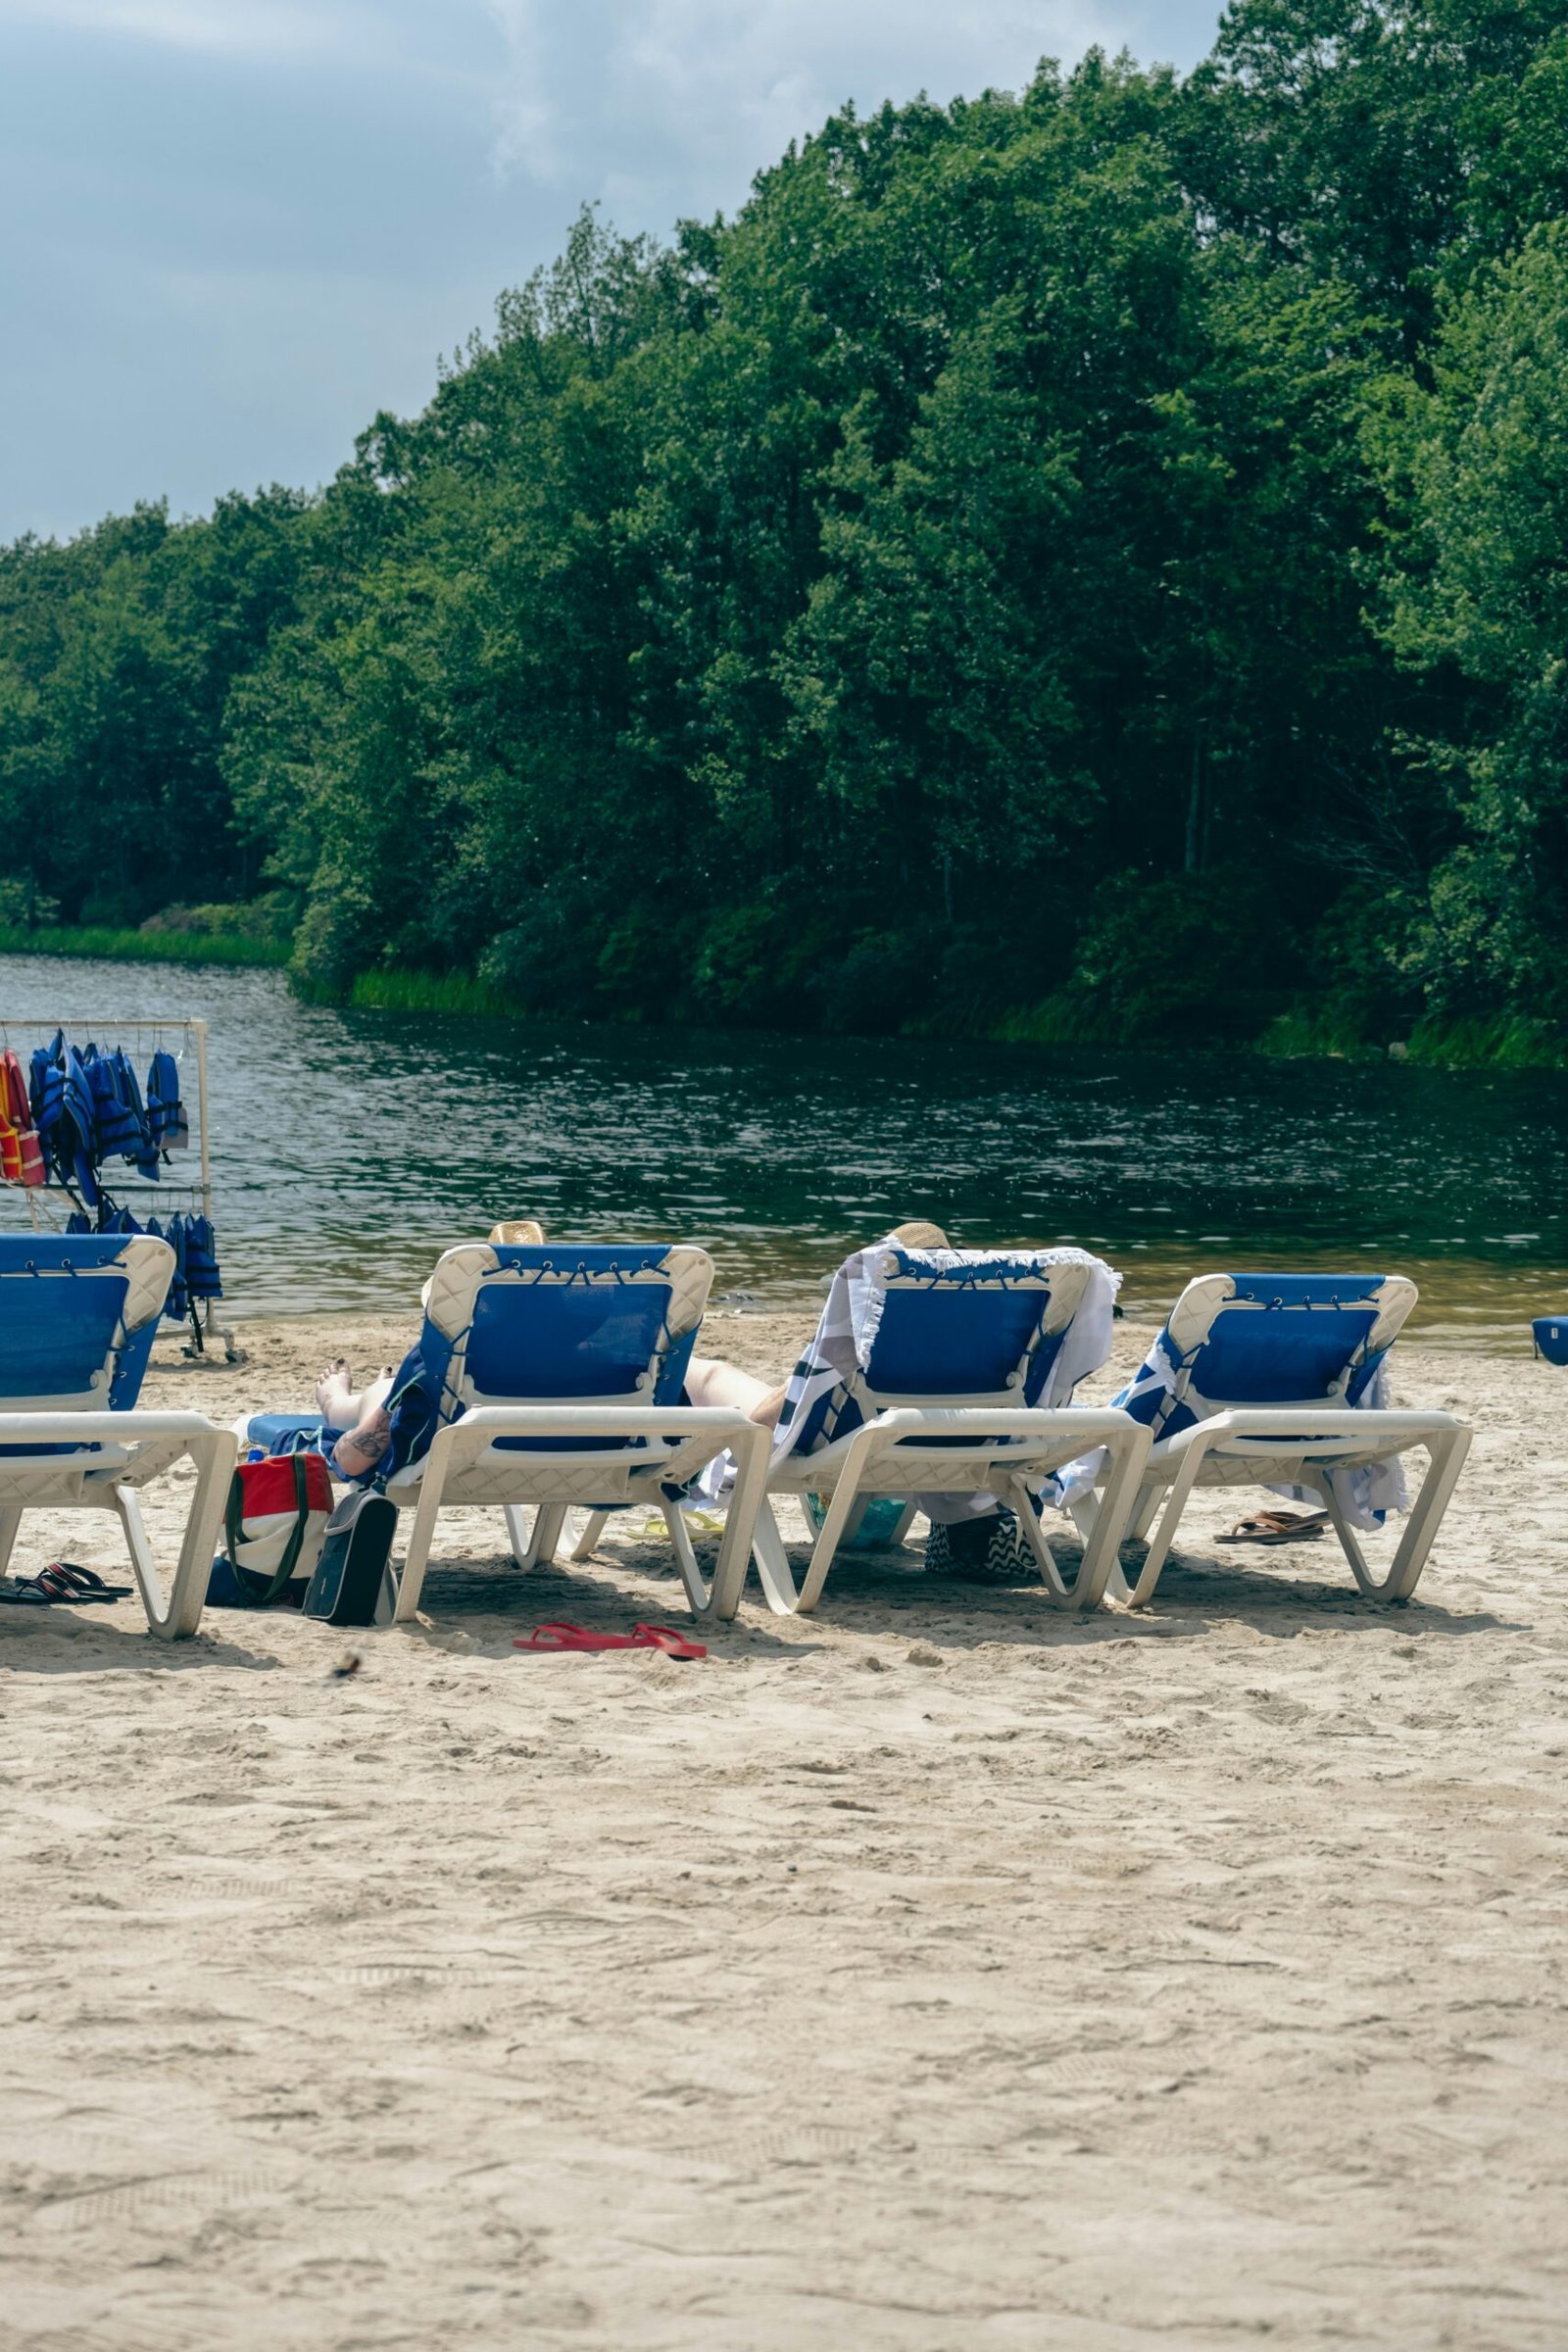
[388,1404,772,1623]
[0,1409,237,1638]
[1075,1405,1472,1606]
[743,1401,1152,1616]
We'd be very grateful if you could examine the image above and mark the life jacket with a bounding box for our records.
[59,1046,100,1206]
[112,1050,160,1178]
[83,1044,142,1159]
[146,1050,188,1152]
[160,1214,189,1319]
[29,1041,65,1152]
[183,1214,221,1300]
[1,1052,46,1186]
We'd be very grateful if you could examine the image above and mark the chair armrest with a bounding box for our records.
[0,1410,227,1443]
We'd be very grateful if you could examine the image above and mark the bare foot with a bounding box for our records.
[363,1365,397,1415]
[317,1358,356,1420]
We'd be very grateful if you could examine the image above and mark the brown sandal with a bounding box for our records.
[1219,1510,1330,1546]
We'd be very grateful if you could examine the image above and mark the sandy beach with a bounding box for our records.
[3,1307,1566,2350]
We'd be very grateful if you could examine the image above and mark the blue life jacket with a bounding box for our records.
[183,1214,221,1300]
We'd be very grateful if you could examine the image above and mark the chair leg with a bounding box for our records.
[1004,1470,1128,1612]
[1072,1423,1154,1609]
[116,1489,162,1624]
[0,1505,22,1577]
[750,1496,803,1615]
[1309,1468,1373,1589]
[889,1503,919,1548]
[1129,1487,1162,1543]
[1383,1426,1472,1599]
[662,1502,708,1613]
[797,1451,877,1613]
[707,1423,771,1620]
[571,1509,612,1562]
[1002,1475,1067,1597]
[1039,1446,1139,1609]
[505,1502,566,1571]
[1070,1467,1158,1553]
[1116,1437,1213,1607]
[392,1453,452,1624]
[528,1506,567,1569]
[1316,1428,1472,1601]
[115,1427,234,1641]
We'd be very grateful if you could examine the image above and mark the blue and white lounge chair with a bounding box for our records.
[730,1244,1151,1616]
[0,1235,236,1637]
[388,1243,771,1624]
[1069,1273,1471,1606]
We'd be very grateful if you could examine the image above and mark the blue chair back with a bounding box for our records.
[862,1255,1074,1403]
[785,1250,1097,1460]
[416,1242,713,1456]
[1119,1272,1416,1440]
[466,1277,688,1401]
[1182,1276,1390,1406]
[0,1234,172,1411]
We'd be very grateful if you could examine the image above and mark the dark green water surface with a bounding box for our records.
[1,956,1562,1349]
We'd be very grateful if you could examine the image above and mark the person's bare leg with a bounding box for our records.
[316,1360,398,1477]
[331,1396,394,1479]
[686,1355,783,1424]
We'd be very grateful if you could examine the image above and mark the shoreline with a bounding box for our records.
[5,940,1566,1071]
[140,1309,1521,1414]
[176,1298,1567,1363]
[0,925,287,969]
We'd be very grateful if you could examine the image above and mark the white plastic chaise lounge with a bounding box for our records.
[388,1241,770,1625]
[0,1233,236,1638]
[1067,1271,1471,1606]
[664,1242,1151,1617]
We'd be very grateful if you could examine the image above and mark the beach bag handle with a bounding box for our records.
[223,1451,315,1608]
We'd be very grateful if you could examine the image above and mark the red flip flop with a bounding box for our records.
[514,1621,709,1661]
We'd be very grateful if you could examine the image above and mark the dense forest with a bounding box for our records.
[3,0,1567,1056]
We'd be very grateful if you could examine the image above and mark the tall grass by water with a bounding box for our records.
[1258,1005,1568,1070]
[347,968,518,1017]
[0,924,289,969]
[11,932,1568,1072]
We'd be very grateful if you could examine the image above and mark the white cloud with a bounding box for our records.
[0,0,1214,536]
[481,0,1133,214]
[0,0,365,60]
[482,0,562,183]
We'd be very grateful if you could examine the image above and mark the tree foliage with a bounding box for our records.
[1,5,1564,1044]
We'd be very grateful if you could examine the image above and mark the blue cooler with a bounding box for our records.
[1532,1318,1568,1365]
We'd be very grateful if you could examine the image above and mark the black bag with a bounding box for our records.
[304,1491,398,1626]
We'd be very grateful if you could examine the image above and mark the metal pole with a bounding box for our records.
[192,1017,211,1221]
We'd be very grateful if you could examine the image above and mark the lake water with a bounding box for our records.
[1,954,1564,1350]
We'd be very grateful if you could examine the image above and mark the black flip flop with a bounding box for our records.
[16,1563,133,1603]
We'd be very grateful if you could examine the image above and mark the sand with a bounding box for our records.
[3,1308,1566,2351]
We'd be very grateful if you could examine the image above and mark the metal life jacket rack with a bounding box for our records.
[0,1014,239,1364]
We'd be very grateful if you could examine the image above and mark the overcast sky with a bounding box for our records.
[0,1,1222,542]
